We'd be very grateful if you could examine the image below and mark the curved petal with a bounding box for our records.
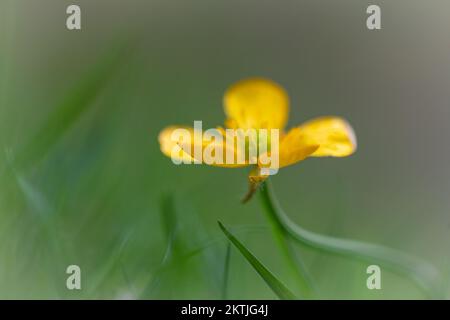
[276,128,319,168]
[223,78,289,130]
[158,126,196,163]
[159,126,249,168]
[297,116,357,157]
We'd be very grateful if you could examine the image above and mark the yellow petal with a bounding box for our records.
[171,126,249,168]
[223,78,289,130]
[276,128,319,168]
[297,116,357,157]
[158,126,196,163]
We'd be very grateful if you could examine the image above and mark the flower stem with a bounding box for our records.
[259,184,315,298]
[260,179,443,299]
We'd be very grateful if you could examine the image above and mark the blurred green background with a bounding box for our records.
[1,0,450,299]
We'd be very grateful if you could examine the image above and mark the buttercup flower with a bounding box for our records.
[158,78,356,201]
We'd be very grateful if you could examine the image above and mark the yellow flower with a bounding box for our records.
[158,77,356,200]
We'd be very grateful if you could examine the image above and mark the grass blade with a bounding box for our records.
[218,221,297,300]
[259,190,314,298]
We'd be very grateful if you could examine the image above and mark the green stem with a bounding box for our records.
[259,188,314,298]
[260,179,442,299]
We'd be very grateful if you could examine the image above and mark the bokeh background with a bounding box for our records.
[1,0,450,299]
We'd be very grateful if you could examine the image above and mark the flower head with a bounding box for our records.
[158,78,356,201]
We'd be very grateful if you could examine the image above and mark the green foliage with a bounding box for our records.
[218,221,297,300]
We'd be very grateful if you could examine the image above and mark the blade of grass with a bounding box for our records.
[160,193,184,257]
[260,179,443,298]
[139,225,268,294]
[141,193,187,298]
[259,191,314,298]
[86,233,131,298]
[218,221,297,300]
[6,165,67,298]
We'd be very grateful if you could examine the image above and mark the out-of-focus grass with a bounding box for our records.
[13,44,131,171]
[0,43,137,298]
[260,180,443,298]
